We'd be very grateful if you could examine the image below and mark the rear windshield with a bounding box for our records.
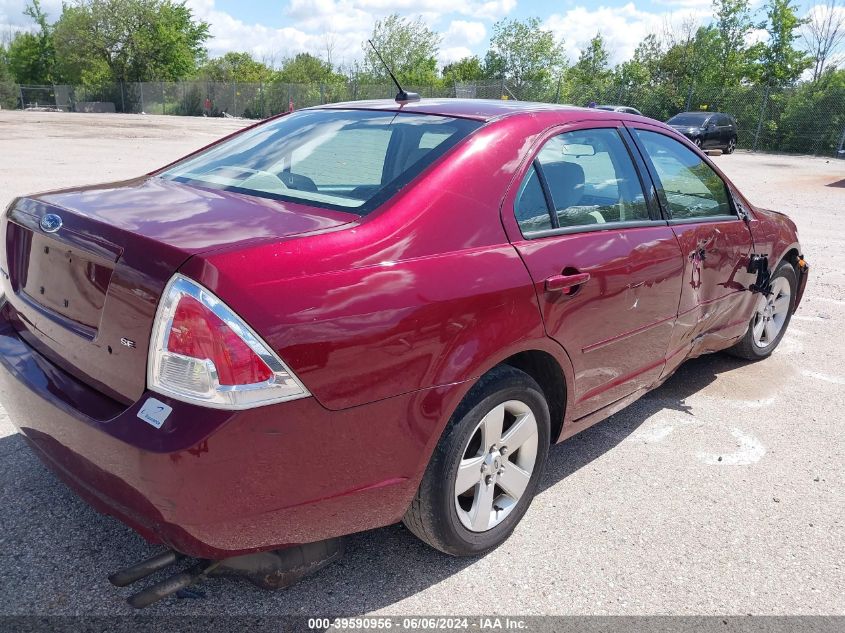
[667,113,710,126]
[159,109,481,214]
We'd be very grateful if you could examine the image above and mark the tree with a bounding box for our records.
[362,14,440,85]
[616,33,663,88]
[660,25,721,88]
[0,45,19,108]
[758,0,811,86]
[484,17,565,96]
[567,33,612,90]
[277,52,345,84]
[713,0,755,84]
[8,0,55,84]
[52,0,209,84]
[803,0,845,81]
[200,52,273,83]
[779,67,845,152]
[442,56,486,84]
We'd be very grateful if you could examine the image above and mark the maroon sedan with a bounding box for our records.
[0,101,807,571]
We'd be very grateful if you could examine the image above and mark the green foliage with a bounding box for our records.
[566,33,613,102]
[660,26,722,88]
[200,52,273,83]
[52,0,209,83]
[757,0,811,87]
[277,53,345,84]
[484,17,565,97]
[0,45,19,108]
[616,34,662,88]
[8,0,55,84]
[362,14,440,86]
[442,56,486,84]
[778,68,845,152]
[712,0,756,84]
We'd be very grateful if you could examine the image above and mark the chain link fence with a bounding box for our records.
[6,79,845,157]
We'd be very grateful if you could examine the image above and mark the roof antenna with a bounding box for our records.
[367,39,420,103]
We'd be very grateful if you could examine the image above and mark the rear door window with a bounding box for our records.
[514,164,553,233]
[542,128,649,228]
[514,128,652,235]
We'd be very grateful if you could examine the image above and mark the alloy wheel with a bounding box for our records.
[454,400,539,532]
[751,277,791,348]
[727,138,736,153]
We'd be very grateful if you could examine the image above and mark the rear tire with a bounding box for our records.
[725,136,737,154]
[727,260,796,360]
[403,366,550,556]
[694,137,703,148]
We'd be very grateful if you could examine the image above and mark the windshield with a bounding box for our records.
[159,109,481,214]
[667,113,710,126]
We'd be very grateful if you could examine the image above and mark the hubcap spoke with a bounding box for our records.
[752,316,765,341]
[773,294,790,314]
[470,476,496,531]
[764,318,777,342]
[498,463,531,500]
[501,413,537,452]
[480,404,505,450]
[455,456,484,496]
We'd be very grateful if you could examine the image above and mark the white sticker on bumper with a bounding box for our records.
[137,398,173,429]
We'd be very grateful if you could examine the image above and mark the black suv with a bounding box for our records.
[666,111,738,153]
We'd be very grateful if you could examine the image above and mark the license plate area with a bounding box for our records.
[19,232,115,331]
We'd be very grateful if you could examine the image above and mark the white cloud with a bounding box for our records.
[444,20,486,46]
[439,46,474,64]
[0,0,62,40]
[651,0,711,8]
[437,20,485,63]
[545,3,710,65]
[187,0,508,69]
[186,0,369,65]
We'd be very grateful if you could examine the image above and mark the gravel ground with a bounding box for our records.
[0,110,843,617]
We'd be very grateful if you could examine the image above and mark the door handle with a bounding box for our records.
[545,271,590,294]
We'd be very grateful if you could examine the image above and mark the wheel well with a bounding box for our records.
[501,350,566,444]
[782,248,800,271]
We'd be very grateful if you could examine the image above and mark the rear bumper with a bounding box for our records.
[0,320,459,559]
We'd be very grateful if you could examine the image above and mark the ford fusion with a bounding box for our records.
[0,100,807,597]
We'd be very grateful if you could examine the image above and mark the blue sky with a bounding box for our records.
[1,0,831,69]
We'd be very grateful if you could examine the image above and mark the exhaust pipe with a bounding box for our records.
[108,550,184,587]
[127,560,222,609]
[109,537,345,608]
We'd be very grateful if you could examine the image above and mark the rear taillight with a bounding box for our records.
[148,274,309,409]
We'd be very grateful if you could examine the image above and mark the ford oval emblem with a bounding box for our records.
[40,214,62,233]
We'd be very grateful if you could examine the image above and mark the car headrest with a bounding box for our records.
[542,161,585,209]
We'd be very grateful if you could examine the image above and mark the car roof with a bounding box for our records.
[671,111,716,118]
[315,98,639,123]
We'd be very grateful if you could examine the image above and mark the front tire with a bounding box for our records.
[727,260,796,360]
[403,366,550,556]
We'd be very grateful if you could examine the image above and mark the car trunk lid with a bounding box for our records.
[2,177,357,405]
